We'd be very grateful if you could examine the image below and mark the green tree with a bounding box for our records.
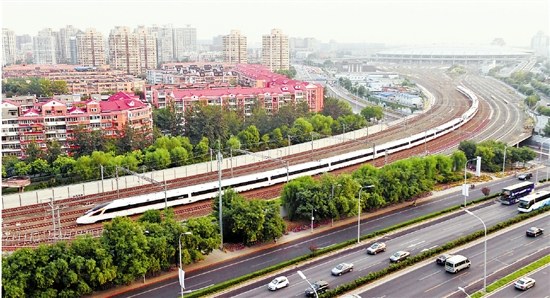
[458,140,477,160]
[24,141,43,163]
[237,125,261,150]
[69,235,117,289]
[193,137,210,162]
[101,217,150,285]
[45,139,63,164]
[29,158,50,176]
[360,106,384,122]
[321,97,353,120]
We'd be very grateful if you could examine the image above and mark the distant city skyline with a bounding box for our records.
[2,0,549,47]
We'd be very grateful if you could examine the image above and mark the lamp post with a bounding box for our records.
[297,270,318,298]
[457,286,472,298]
[178,232,193,297]
[464,209,487,293]
[358,185,374,243]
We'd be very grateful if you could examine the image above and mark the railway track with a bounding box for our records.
[1,69,488,248]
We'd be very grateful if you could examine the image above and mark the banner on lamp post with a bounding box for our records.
[178,268,185,289]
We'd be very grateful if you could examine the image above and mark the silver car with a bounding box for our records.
[331,262,354,276]
[366,242,386,255]
[514,277,535,290]
[390,251,410,262]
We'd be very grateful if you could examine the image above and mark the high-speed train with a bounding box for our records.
[76,86,478,224]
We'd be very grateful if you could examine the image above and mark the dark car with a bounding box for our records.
[526,227,544,237]
[305,280,329,297]
[436,254,453,265]
[518,173,533,180]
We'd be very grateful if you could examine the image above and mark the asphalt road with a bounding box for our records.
[115,176,538,298]
[481,264,550,298]
[358,216,549,298]
[219,199,548,297]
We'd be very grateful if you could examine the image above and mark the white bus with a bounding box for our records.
[445,255,471,273]
[518,190,550,213]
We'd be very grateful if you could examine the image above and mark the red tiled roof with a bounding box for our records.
[99,92,147,112]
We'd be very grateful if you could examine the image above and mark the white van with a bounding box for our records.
[445,255,471,273]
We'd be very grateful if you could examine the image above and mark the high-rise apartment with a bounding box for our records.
[223,30,247,64]
[135,26,158,71]
[149,24,174,64]
[33,28,57,64]
[531,31,550,58]
[2,28,17,66]
[108,26,141,74]
[77,28,106,67]
[174,25,197,59]
[261,28,289,71]
[56,25,81,64]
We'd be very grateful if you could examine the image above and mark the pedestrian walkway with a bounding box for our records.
[90,181,470,298]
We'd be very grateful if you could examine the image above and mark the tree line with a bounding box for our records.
[2,78,69,98]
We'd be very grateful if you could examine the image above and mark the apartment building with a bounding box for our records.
[261,28,289,71]
[56,25,81,64]
[223,30,247,64]
[1,92,152,158]
[174,25,197,56]
[2,28,17,66]
[148,64,323,116]
[33,28,57,64]
[135,26,158,71]
[108,26,141,75]
[77,28,106,67]
[149,24,174,64]
[2,64,145,96]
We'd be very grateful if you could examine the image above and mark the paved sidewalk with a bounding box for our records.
[91,183,468,298]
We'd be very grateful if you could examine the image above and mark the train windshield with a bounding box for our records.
[85,202,110,214]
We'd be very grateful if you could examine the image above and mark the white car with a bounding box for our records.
[389,250,410,262]
[267,276,289,291]
[514,277,535,290]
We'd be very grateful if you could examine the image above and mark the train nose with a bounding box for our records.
[76,217,86,225]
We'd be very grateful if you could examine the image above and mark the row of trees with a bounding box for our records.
[282,152,466,221]
[2,210,221,297]
[2,78,69,98]
[458,140,536,172]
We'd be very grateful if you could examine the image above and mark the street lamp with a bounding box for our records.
[358,185,374,243]
[464,209,487,293]
[297,270,318,298]
[457,286,472,298]
[178,232,193,298]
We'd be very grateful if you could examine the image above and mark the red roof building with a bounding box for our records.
[1,92,152,158]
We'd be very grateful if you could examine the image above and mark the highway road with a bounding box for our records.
[218,200,549,297]
[358,216,549,298]
[116,176,541,298]
[474,263,550,298]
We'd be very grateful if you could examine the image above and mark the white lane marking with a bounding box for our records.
[251,258,276,267]
[419,270,442,281]
[359,262,382,272]
[424,272,471,293]
[124,281,213,298]
[408,240,426,248]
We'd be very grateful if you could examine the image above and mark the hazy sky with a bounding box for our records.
[2,0,549,47]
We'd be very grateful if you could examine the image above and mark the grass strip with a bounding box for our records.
[470,254,550,298]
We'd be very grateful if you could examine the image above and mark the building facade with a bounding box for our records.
[77,28,106,67]
[56,25,81,64]
[108,26,141,75]
[33,28,57,64]
[135,26,158,71]
[531,31,550,58]
[261,28,290,71]
[223,30,247,64]
[1,92,152,158]
[2,28,17,66]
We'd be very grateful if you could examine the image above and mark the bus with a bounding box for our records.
[518,191,550,212]
[500,181,535,205]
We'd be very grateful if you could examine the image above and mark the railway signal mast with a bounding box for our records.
[115,166,168,211]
